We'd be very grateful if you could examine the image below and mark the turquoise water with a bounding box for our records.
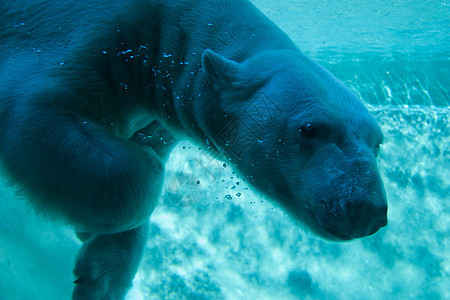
[0,0,449,299]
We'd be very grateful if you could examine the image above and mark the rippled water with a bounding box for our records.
[0,0,448,299]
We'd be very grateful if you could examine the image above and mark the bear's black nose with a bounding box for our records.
[348,201,388,238]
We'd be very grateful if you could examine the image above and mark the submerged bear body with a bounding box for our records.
[0,0,387,298]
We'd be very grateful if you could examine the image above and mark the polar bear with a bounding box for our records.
[0,0,387,298]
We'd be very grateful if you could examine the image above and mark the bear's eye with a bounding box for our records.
[298,123,332,140]
[298,123,316,138]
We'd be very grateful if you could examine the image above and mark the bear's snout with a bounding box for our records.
[311,157,388,240]
[346,198,388,238]
[314,196,388,240]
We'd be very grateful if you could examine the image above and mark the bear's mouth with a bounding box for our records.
[318,225,355,241]
[307,198,388,241]
[302,205,354,241]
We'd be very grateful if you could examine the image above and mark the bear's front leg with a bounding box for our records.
[73,222,149,300]
[1,88,164,233]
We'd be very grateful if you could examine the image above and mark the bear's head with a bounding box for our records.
[198,49,387,240]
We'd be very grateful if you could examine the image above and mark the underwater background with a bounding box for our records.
[0,0,448,299]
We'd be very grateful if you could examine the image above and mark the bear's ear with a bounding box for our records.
[201,49,242,88]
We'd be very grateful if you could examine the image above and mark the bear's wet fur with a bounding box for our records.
[0,0,387,298]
